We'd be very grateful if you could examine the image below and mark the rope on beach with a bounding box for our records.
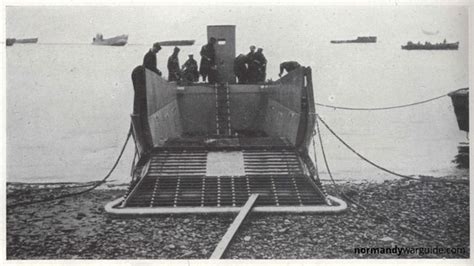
[316,114,417,180]
[315,92,448,111]
[313,118,367,209]
[7,125,132,208]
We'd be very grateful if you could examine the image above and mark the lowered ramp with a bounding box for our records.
[106,143,346,215]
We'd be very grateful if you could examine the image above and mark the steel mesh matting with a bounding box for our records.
[123,149,327,208]
[243,150,302,175]
[148,151,207,176]
[124,174,326,207]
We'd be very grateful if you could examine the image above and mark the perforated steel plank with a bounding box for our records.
[124,174,326,208]
[243,150,303,175]
[123,148,327,209]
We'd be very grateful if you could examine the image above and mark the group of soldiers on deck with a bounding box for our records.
[234,45,267,84]
[144,43,200,84]
[142,39,217,84]
[143,39,299,84]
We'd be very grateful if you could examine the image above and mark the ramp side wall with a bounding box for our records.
[298,67,316,150]
[145,70,183,146]
[261,68,306,146]
[131,66,153,156]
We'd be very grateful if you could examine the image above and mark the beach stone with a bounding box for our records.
[6,179,470,259]
[179,250,195,258]
[379,236,394,242]
[76,212,86,220]
[244,236,251,241]
[61,227,76,233]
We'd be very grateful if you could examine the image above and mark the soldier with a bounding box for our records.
[234,54,248,84]
[278,61,301,77]
[181,54,199,83]
[254,48,267,82]
[143,42,162,76]
[199,37,217,83]
[167,47,181,82]
[246,45,258,83]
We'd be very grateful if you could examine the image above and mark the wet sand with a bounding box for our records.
[6,178,469,259]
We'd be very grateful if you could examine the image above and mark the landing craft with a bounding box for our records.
[330,36,377,43]
[6,37,38,46]
[92,33,128,46]
[401,40,459,50]
[105,25,347,215]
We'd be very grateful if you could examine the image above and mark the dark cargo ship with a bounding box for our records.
[105,25,346,215]
[401,39,459,50]
[330,36,376,43]
[448,88,469,132]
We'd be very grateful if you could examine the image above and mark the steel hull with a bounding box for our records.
[105,66,346,214]
[448,88,469,132]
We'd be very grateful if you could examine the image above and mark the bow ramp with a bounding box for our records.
[105,66,346,215]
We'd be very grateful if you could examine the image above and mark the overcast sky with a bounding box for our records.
[6,5,468,47]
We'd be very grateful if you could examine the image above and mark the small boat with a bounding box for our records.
[448,88,469,132]
[6,38,38,46]
[331,36,377,44]
[105,25,347,216]
[402,39,459,50]
[92,33,128,46]
[15,38,38,44]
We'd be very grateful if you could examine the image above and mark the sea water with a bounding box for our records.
[6,42,468,184]
[6,6,469,183]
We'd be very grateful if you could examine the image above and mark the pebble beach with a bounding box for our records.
[6,178,469,259]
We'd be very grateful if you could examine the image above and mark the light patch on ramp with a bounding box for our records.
[206,151,245,176]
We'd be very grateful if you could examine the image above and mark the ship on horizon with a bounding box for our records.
[6,37,38,46]
[92,33,128,46]
[401,39,459,50]
[330,36,377,44]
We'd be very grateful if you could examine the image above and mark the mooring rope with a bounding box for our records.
[8,125,132,208]
[316,114,417,180]
[313,119,366,209]
[315,93,448,111]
